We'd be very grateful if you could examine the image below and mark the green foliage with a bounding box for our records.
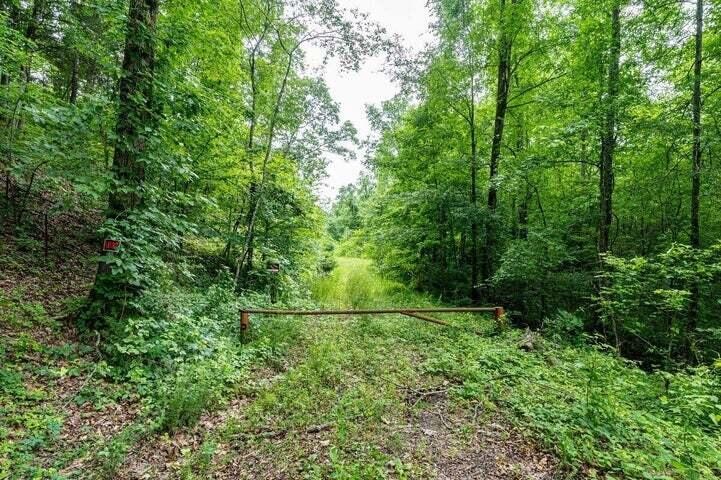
[312,257,409,309]
[424,330,721,478]
[0,290,52,328]
[318,244,338,275]
[327,175,373,242]
[281,258,721,478]
[493,233,593,325]
[93,423,148,479]
[600,242,721,366]
[2,0,721,476]
[155,356,237,432]
[0,297,68,479]
[328,0,721,371]
[110,277,239,367]
[543,310,586,345]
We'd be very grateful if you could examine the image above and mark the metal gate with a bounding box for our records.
[240,307,505,333]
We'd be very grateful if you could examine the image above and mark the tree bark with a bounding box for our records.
[239,36,262,277]
[107,0,158,216]
[514,81,529,241]
[235,40,298,288]
[598,3,620,256]
[470,80,480,303]
[88,0,159,323]
[228,4,269,277]
[69,54,79,104]
[484,0,516,287]
[518,186,530,240]
[690,0,703,250]
[23,0,45,83]
[687,0,703,361]
[67,0,80,105]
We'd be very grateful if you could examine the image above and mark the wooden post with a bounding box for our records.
[494,306,507,331]
[241,311,250,331]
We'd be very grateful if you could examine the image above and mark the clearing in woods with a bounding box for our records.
[120,258,558,479]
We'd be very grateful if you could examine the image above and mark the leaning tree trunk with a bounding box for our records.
[687,0,703,362]
[88,0,159,327]
[234,42,297,288]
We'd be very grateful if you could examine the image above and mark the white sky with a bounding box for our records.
[305,0,433,202]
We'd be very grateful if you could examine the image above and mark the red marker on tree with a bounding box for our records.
[103,239,121,252]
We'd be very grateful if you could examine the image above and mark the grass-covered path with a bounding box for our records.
[157,258,558,479]
[113,258,720,479]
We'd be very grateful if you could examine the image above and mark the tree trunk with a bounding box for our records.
[484,0,515,287]
[108,0,157,216]
[69,54,79,104]
[514,82,529,241]
[234,42,297,288]
[470,93,480,303]
[88,0,159,324]
[687,0,703,361]
[599,3,620,256]
[518,186,530,240]
[690,0,703,250]
[240,45,260,278]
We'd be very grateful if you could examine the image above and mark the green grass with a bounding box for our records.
[311,257,402,308]
[183,258,450,478]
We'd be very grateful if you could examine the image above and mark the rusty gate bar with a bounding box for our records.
[240,307,505,331]
[399,311,452,327]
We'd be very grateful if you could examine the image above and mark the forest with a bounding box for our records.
[1,0,720,478]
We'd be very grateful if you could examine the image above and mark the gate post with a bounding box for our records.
[241,311,250,331]
[494,307,507,331]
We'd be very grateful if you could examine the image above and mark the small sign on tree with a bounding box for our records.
[267,261,281,274]
[103,239,121,252]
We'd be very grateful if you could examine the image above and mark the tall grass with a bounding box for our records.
[312,257,404,309]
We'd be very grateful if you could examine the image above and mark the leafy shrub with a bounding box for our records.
[423,331,721,478]
[318,251,337,275]
[155,356,237,432]
[543,310,586,344]
[0,290,51,328]
[600,242,721,366]
[335,231,371,258]
[109,274,240,369]
[493,233,593,327]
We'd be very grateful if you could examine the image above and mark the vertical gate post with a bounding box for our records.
[241,310,250,332]
[494,306,507,330]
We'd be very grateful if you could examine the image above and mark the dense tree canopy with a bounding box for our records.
[1,0,381,326]
[2,0,718,366]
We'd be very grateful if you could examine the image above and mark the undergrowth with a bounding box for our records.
[311,258,721,478]
[0,265,307,479]
[4,257,721,479]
